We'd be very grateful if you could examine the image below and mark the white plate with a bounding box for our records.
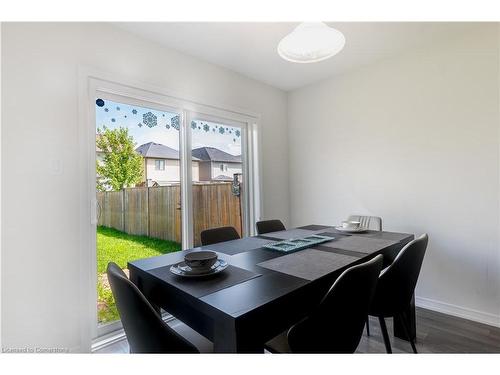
[170,260,228,278]
[334,226,369,233]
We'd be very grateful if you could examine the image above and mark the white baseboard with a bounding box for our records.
[416,296,500,328]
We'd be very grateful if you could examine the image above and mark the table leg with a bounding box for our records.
[394,294,416,341]
[213,318,264,353]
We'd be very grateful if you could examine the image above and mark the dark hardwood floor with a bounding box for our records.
[357,308,500,353]
[94,307,500,354]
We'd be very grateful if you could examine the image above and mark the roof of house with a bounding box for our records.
[135,142,200,161]
[191,146,242,163]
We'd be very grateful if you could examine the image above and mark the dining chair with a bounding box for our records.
[200,226,240,246]
[256,219,286,235]
[368,234,428,354]
[348,215,383,231]
[107,262,213,353]
[265,254,384,353]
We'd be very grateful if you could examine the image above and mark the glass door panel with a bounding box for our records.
[190,118,246,247]
[95,96,183,331]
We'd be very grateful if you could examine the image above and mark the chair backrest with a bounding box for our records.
[370,234,428,316]
[200,226,240,246]
[348,215,383,231]
[256,219,286,235]
[287,255,384,353]
[107,262,199,353]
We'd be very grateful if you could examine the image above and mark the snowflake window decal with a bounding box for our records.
[219,127,225,134]
[132,109,138,115]
[143,111,158,128]
[96,98,105,107]
[203,124,210,132]
[235,129,241,137]
[138,123,143,128]
[111,118,116,123]
[104,108,109,112]
[191,121,197,130]
[171,115,180,131]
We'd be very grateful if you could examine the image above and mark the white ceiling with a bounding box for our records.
[116,22,483,91]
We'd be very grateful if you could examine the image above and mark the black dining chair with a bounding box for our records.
[256,219,286,235]
[368,234,428,354]
[265,255,384,353]
[200,226,240,246]
[107,262,213,353]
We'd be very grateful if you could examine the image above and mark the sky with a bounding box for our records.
[95,98,242,155]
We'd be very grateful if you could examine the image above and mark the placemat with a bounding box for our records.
[319,229,412,242]
[257,249,357,281]
[319,236,398,254]
[312,245,367,259]
[318,230,353,237]
[202,236,275,255]
[297,224,333,231]
[149,264,261,298]
[359,231,414,241]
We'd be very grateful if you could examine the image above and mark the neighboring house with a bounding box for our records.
[99,140,239,186]
[135,142,200,185]
[191,146,242,181]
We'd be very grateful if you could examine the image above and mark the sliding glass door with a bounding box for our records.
[94,94,184,335]
[189,116,248,246]
[88,79,259,343]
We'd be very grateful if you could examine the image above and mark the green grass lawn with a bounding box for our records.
[97,226,181,324]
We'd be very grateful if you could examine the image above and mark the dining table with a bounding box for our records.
[128,224,415,353]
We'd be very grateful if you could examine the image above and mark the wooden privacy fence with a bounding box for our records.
[97,182,242,246]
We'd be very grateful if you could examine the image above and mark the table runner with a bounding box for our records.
[257,249,358,281]
[202,236,276,255]
[262,228,326,240]
[149,264,261,298]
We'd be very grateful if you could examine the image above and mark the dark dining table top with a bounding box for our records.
[128,224,414,352]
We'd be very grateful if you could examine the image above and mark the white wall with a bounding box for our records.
[1,23,289,351]
[288,24,500,326]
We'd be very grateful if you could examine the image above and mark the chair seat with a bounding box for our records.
[264,331,291,353]
[168,319,214,353]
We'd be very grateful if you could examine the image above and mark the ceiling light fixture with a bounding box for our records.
[277,22,345,63]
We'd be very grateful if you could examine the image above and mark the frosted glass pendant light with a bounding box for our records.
[278,22,345,63]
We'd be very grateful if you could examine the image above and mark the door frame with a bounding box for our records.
[78,67,262,350]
